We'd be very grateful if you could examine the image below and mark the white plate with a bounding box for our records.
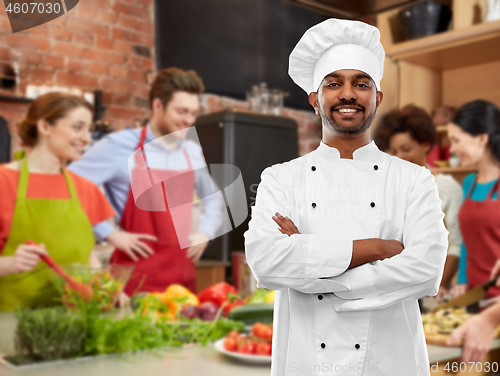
[214,338,272,365]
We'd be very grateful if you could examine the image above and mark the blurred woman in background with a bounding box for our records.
[0,92,115,311]
[448,100,500,299]
[374,104,463,295]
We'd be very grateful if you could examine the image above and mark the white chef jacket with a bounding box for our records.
[244,140,448,376]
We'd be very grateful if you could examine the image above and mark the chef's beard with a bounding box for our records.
[318,100,377,136]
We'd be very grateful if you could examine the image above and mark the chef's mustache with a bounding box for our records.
[329,100,365,113]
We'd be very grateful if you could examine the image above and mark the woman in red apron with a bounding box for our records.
[111,126,198,295]
[449,100,500,298]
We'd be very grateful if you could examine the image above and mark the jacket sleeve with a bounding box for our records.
[244,166,354,294]
[442,176,463,258]
[329,167,448,311]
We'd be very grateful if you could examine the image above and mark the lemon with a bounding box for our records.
[264,290,275,303]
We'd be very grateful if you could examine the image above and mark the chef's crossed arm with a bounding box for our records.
[245,166,404,294]
[328,167,449,311]
[244,166,448,309]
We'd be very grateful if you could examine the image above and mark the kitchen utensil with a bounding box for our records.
[430,276,500,313]
[399,0,452,40]
[26,240,93,301]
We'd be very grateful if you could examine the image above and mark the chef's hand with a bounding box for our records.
[273,212,300,236]
[11,243,49,274]
[106,230,157,262]
[449,284,468,298]
[448,311,497,362]
[490,259,500,286]
[187,232,210,263]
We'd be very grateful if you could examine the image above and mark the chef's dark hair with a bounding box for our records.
[18,92,93,148]
[149,67,205,109]
[373,104,437,153]
[453,100,500,162]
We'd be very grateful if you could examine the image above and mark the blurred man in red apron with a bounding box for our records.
[70,68,224,295]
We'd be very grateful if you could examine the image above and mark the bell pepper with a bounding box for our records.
[140,293,177,322]
[197,283,247,316]
[163,284,199,312]
[197,282,238,308]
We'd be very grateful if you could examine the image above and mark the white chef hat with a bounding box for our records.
[289,18,385,94]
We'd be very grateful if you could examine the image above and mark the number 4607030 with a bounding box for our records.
[5,3,62,14]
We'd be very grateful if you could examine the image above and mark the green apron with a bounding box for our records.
[0,156,94,311]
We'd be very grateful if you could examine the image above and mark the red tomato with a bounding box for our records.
[227,331,240,340]
[238,341,256,354]
[261,326,273,341]
[223,337,237,352]
[256,342,272,356]
[252,323,265,337]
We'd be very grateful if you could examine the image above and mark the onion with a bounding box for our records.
[198,302,219,321]
[180,305,200,319]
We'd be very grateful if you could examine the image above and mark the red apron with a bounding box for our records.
[458,177,500,298]
[111,126,197,295]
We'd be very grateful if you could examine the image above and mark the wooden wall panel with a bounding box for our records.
[371,57,400,139]
[399,61,442,113]
[453,0,488,30]
[443,60,500,108]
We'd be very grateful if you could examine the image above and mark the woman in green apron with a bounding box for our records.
[0,92,115,311]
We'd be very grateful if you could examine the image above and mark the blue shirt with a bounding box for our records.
[69,125,224,242]
[457,173,498,284]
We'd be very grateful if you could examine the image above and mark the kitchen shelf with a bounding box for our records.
[0,94,32,103]
[385,19,500,70]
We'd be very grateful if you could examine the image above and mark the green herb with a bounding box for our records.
[8,306,244,365]
[10,307,86,365]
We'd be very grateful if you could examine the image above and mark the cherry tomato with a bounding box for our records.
[252,323,265,338]
[239,341,256,354]
[227,331,240,340]
[261,326,273,341]
[256,342,272,356]
[223,337,237,352]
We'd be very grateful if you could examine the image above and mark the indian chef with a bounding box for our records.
[244,18,448,376]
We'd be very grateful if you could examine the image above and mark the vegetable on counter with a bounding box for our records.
[7,304,245,366]
[197,282,246,317]
[223,322,273,356]
[246,289,275,305]
[228,303,274,325]
[137,284,200,322]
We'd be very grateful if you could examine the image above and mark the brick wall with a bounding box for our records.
[0,0,155,142]
[0,1,321,156]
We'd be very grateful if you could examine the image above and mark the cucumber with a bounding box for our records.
[228,303,274,325]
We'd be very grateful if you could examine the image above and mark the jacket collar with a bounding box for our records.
[317,140,379,161]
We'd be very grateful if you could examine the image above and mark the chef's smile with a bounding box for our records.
[333,106,364,119]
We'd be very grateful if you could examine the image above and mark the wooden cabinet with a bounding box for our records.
[195,260,230,292]
[375,1,500,183]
